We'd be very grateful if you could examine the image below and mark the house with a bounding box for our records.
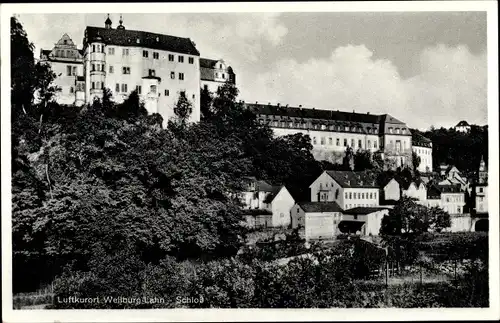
[341,207,391,236]
[454,120,471,133]
[435,184,466,215]
[381,178,401,203]
[200,58,236,95]
[412,133,433,172]
[438,165,469,192]
[309,170,379,210]
[291,202,343,241]
[402,180,427,202]
[241,178,295,228]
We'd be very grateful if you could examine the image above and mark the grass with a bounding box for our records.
[13,284,54,309]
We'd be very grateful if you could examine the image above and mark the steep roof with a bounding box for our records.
[298,202,343,213]
[263,186,285,204]
[343,206,390,215]
[456,120,470,127]
[427,185,442,199]
[84,26,200,56]
[412,132,432,147]
[200,58,219,68]
[325,170,379,189]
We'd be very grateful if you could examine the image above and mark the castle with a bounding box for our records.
[40,14,236,125]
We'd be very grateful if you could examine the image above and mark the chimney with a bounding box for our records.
[299,105,302,108]
[285,104,289,108]
[367,112,370,115]
[277,103,280,107]
[346,180,351,185]
[255,101,258,104]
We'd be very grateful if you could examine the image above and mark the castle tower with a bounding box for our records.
[117,14,125,30]
[87,31,106,102]
[479,155,488,184]
[105,14,112,29]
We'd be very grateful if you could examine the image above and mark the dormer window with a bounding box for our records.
[156,37,159,42]
[389,127,393,134]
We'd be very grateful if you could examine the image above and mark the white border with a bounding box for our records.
[1,2,499,322]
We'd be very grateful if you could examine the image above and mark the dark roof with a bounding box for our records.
[456,120,470,127]
[437,184,463,193]
[298,202,343,213]
[343,206,390,215]
[84,26,200,56]
[427,185,442,199]
[326,170,379,188]
[76,76,85,81]
[263,186,284,204]
[200,58,218,69]
[200,68,214,81]
[412,132,432,147]
[243,209,272,216]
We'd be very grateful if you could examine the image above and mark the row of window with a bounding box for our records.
[54,49,78,58]
[444,195,463,203]
[96,45,195,64]
[262,119,379,133]
[312,136,379,149]
[415,147,431,155]
[68,84,85,93]
[92,64,186,80]
[388,127,407,134]
[345,191,378,200]
[387,140,407,152]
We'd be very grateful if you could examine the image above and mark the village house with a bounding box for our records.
[240,178,295,228]
[381,178,401,203]
[402,180,427,201]
[454,120,471,133]
[290,202,343,241]
[341,207,391,236]
[438,164,470,192]
[309,170,379,210]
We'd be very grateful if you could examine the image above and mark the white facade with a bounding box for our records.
[291,205,340,241]
[403,182,427,202]
[413,144,433,172]
[475,184,488,213]
[309,171,379,209]
[84,41,201,125]
[269,187,295,227]
[200,59,235,95]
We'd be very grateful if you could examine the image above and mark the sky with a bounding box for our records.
[17,12,487,130]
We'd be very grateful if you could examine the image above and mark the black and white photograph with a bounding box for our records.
[1,1,499,322]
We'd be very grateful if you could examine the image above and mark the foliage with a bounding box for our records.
[342,146,354,170]
[412,150,421,173]
[173,91,193,123]
[200,86,213,119]
[354,149,375,171]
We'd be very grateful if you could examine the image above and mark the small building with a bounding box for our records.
[454,120,471,133]
[437,184,465,215]
[200,58,236,95]
[309,170,379,210]
[381,178,401,203]
[291,202,343,241]
[402,180,427,202]
[412,133,433,172]
[241,178,295,228]
[341,207,390,236]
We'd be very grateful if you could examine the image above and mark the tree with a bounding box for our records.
[353,149,374,171]
[342,146,354,170]
[200,86,213,120]
[412,151,421,173]
[428,206,451,233]
[380,197,432,236]
[173,91,193,123]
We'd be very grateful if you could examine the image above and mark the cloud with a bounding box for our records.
[243,44,487,130]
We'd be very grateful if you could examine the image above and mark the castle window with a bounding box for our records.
[122,48,129,56]
[108,47,115,55]
[222,73,226,79]
[321,137,325,145]
[150,85,157,93]
[169,54,174,61]
[92,45,96,52]
[101,46,104,53]
[143,50,149,58]
[91,64,95,72]
[109,65,114,73]
[179,73,185,80]
[351,139,355,147]
[91,82,95,89]
[189,57,194,64]
[149,69,156,77]
[345,126,350,131]
[116,83,120,92]
[389,127,393,133]
[178,55,184,63]
[192,94,195,99]
[67,65,72,76]
[121,84,128,92]
[136,85,142,94]
[344,139,347,147]
[101,82,104,89]
[336,138,340,146]
[70,86,74,93]
[165,89,169,96]
[313,137,317,145]
[368,140,371,148]
[171,72,175,79]
[374,141,378,149]
[96,82,100,89]
[72,66,77,76]
[136,39,141,44]
[358,140,362,148]
[122,67,130,74]
[153,52,159,59]
[396,128,400,134]
[329,138,333,145]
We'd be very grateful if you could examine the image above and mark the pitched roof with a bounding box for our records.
[298,202,343,213]
[427,185,442,199]
[200,58,219,68]
[84,26,200,56]
[325,170,379,188]
[343,206,390,215]
[263,186,285,204]
[456,120,470,127]
[412,132,432,147]
[437,184,463,193]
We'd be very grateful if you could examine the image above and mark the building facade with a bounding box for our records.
[39,34,84,105]
[309,170,380,210]
[82,16,201,124]
[200,58,236,95]
[454,120,471,133]
[412,134,433,172]
[245,103,412,167]
[291,202,343,241]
